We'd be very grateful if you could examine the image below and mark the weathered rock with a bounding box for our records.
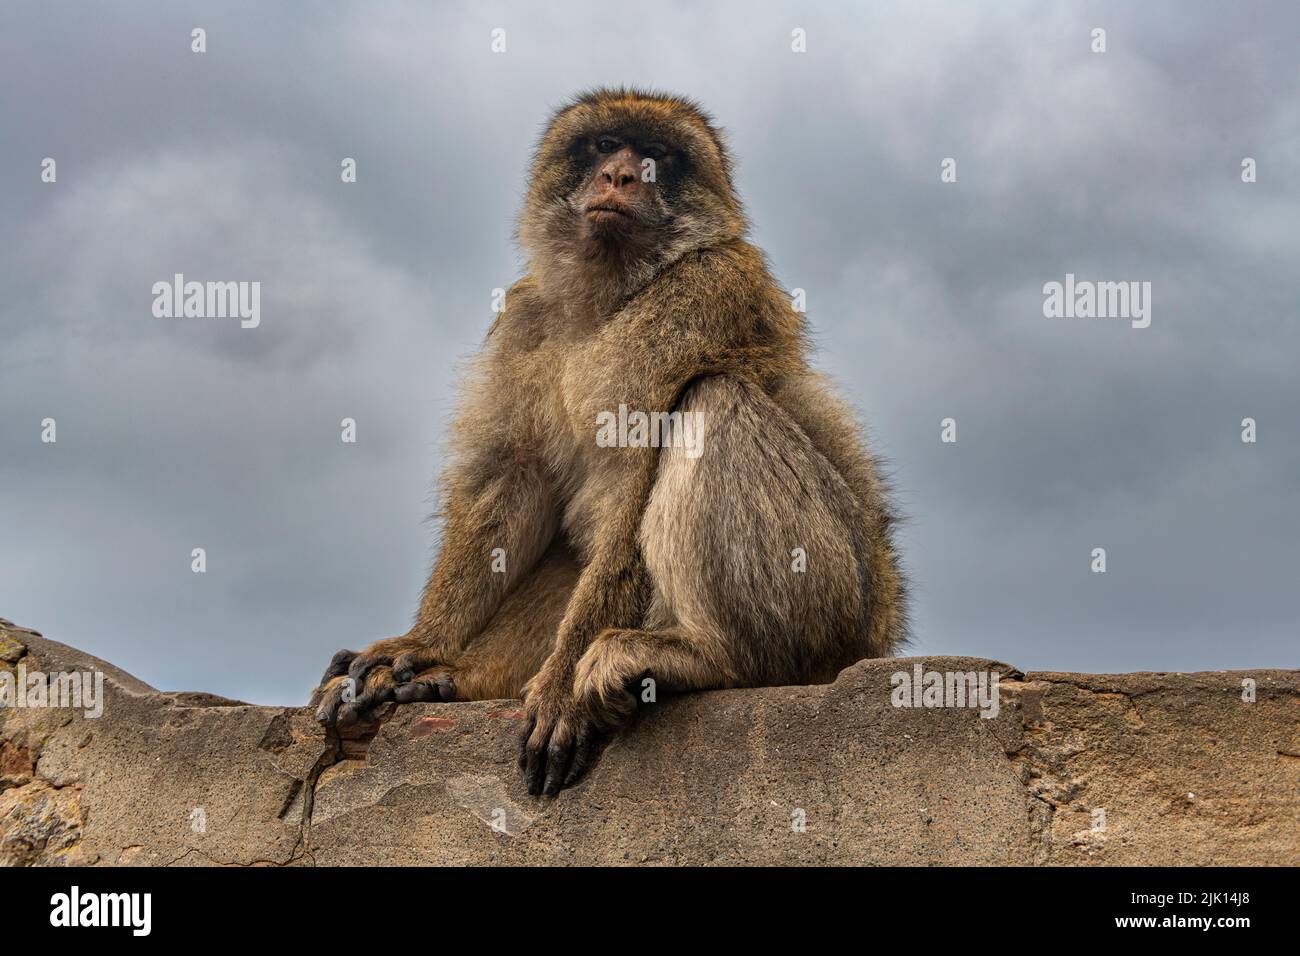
[1,617,1295,865]
[0,618,330,866]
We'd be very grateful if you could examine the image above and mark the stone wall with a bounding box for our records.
[1,618,1295,865]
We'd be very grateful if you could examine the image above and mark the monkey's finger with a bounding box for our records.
[562,729,597,788]
[347,651,393,686]
[394,666,455,703]
[355,667,397,714]
[393,671,455,705]
[314,676,350,725]
[338,668,396,727]
[523,724,550,796]
[517,717,536,770]
[393,681,438,704]
[436,674,456,701]
[542,733,575,797]
[392,647,445,684]
[319,649,357,686]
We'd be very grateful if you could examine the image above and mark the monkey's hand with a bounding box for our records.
[517,664,602,796]
[312,636,456,728]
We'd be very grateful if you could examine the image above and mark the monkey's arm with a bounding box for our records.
[314,447,558,725]
[402,453,560,667]
[517,450,657,794]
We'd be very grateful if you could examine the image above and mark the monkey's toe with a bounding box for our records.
[556,726,598,792]
[319,648,357,687]
[337,665,398,726]
[314,666,398,729]
[313,674,352,725]
[346,650,392,687]
[392,647,450,684]
[518,716,598,797]
[393,668,455,703]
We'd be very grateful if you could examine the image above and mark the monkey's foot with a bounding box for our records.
[516,671,624,797]
[517,705,598,797]
[312,653,395,728]
[311,639,456,729]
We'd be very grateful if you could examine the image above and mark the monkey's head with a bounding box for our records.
[520,88,748,308]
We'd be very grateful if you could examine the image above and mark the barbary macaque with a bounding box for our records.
[313,89,906,795]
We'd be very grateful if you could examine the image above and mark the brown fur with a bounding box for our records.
[312,88,906,794]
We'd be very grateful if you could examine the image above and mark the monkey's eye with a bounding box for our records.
[642,143,668,161]
[595,137,621,154]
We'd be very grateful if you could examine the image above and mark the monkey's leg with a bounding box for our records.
[517,459,660,796]
[637,374,877,688]
[529,625,734,788]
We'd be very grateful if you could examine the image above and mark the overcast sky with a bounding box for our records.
[2,1,1297,704]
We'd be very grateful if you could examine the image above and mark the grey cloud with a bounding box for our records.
[1,0,1296,703]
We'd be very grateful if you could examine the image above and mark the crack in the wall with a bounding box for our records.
[160,722,344,868]
[994,673,1192,864]
[163,846,307,868]
[296,733,343,864]
[291,718,385,862]
[997,679,1084,865]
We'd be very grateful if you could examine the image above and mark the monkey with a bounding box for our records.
[312,88,907,795]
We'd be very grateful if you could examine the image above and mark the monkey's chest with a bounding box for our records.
[532,344,643,556]
[525,341,629,458]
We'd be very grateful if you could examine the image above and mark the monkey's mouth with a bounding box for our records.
[585,203,635,221]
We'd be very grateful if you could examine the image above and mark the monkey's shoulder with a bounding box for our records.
[634,243,786,316]
[616,243,804,358]
[483,276,557,349]
[666,240,767,286]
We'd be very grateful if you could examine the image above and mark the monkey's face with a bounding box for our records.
[521,90,748,296]
[572,134,672,243]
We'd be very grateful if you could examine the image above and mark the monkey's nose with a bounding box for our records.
[601,162,639,190]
